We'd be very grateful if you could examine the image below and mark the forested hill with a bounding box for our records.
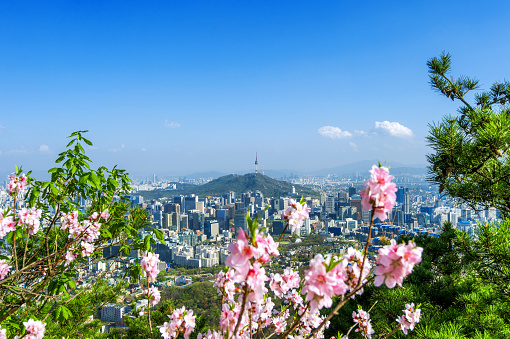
[135,173,318,200]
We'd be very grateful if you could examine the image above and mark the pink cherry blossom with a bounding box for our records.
[374,240,423,288]
[197,330,222,339]
[226,229,256,268]
[65,247,77,266]
[80,241,94,257]
[302,254,340,313]
[22,319,45,339]
[272,315,287,333]
[141,251,160,282]
[18,208,42,235]
[0,209,16,238]
[282,199,311,232]
[0,260,11,280]
[159,306,195,339]
[352,309,374,339]
[397,303,421,334]
[7,173,27,196]
[0,326,6,339]
[144,286,161,307]
[359,165,397,221]
[100,209,110,220]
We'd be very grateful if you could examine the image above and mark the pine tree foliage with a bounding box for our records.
[426,52,510,215]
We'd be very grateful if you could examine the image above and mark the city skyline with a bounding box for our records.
[1,1,510,177]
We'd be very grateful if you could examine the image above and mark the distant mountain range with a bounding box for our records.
[136,173,318,200]
[170,160,427,180]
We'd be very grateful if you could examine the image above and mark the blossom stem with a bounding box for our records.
[232,284,249,338]
[281,303,309,339]
[277,221,289,243]
[147,276,154,339]
[22,233,30,268]
[381,325,401,339]
[357,210,375,291]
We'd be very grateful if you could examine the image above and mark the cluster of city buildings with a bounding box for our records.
[0,170,502,330]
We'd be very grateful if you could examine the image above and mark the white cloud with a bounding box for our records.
[165,120,181,129]
[349,142,358,151]
[39,144,49,152]
[7,148,27,155]
[318,126,352,139]
[374,121,414,137]
[108,144,125,152]
[141,148,147,152]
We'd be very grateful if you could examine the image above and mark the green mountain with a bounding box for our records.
[136,173,318,200]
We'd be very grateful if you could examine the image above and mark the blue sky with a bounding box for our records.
[1,1,510,178]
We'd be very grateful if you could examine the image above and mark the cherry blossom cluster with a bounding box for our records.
[0,325,5,339]
[0,208,16,238]
[302,248,373,314]
[0,260,11,281]
[211,227,335,339]
[374,239,423,289]
[1,207,44,238]
[7,173,27,196]
[13,319,45,339]
[197,329,222,339]
[141,251,160,282]
[396,303,421,335]
[359,165,397,221]
[352,309,375,339]
[61,210,108,265]
[18,208,42,235]
[144,286,161,307]
[159,306,196,339]
[282,198,311,231]
[269,267,300,298]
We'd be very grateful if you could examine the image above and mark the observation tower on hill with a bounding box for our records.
[255,153,258,174]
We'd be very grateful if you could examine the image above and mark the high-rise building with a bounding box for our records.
[173,196,184,209]
[184,195,198,213]
[325,195,336,214]
[348,186,356,197]
[204,219,220,238]
[164,203,180,214]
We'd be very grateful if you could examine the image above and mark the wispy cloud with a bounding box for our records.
[165,120,181,129]
[349,142,358,151]
[318,126,352,139]
[108,144,125,152]
[374,121,413,137]
[7,147,27,155]
[39,144,49,152]
[141,148,147,152]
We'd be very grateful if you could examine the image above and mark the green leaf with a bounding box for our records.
[50,184,59,196]
[144,235,152,252]
[67,280,77,289]
[101,228,112,239]
[89,172,101,188]
[122,245,131,256]
[152,228,166,244]
[82,137,93,146]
